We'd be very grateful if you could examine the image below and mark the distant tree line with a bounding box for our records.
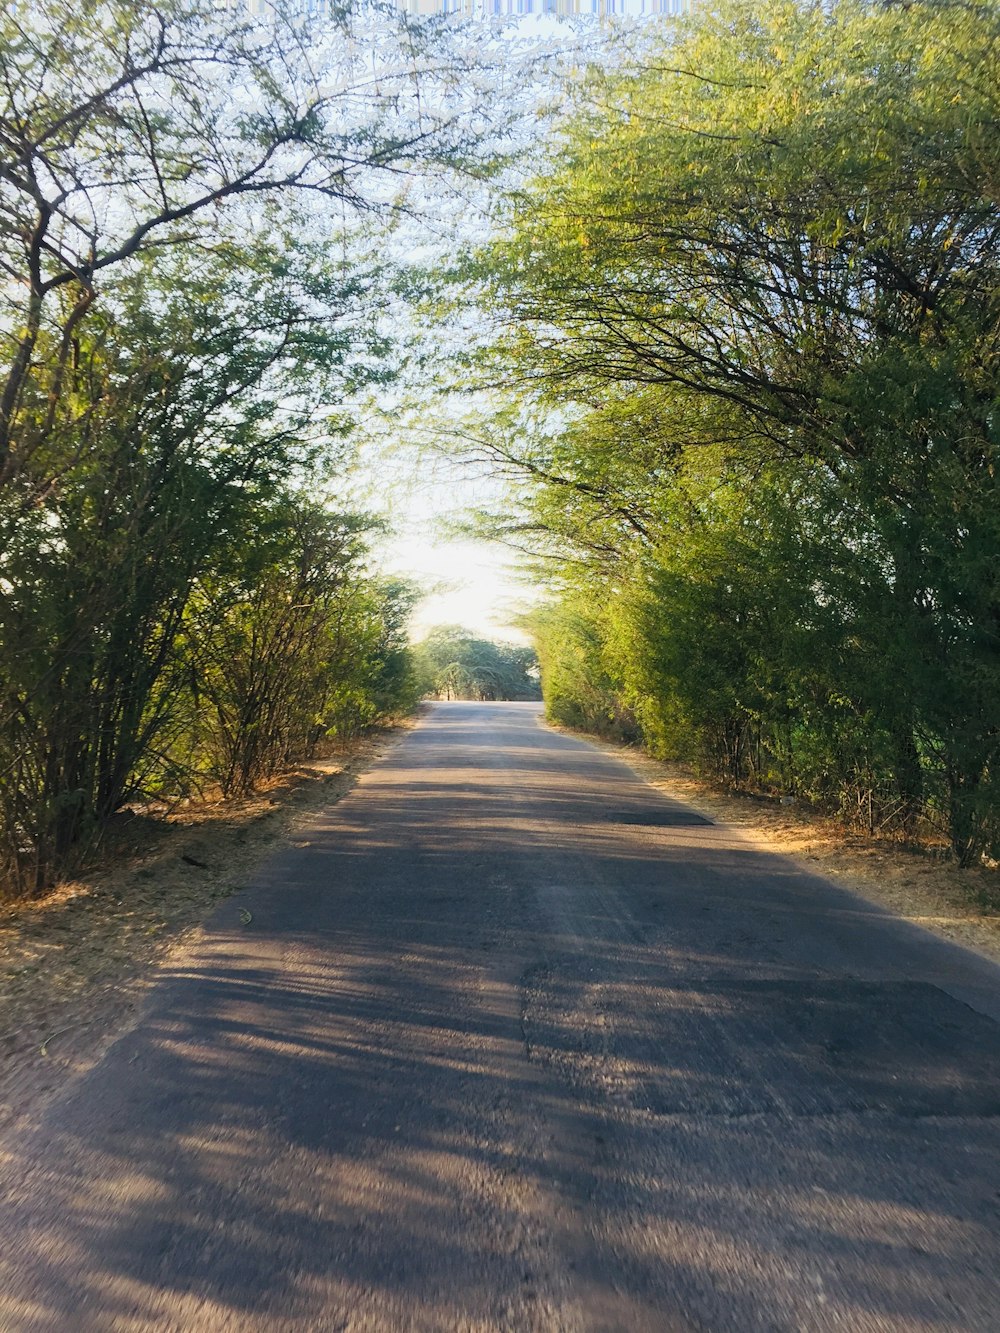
[473,0,1000,866]
[413,627,541,701]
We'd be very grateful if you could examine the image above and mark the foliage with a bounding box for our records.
[0,0,487,896]
[474,0,1000,864]
[182,503,397,799]
[0,0,481,496]
[413,626,541,701]
[520,595,635,739]
[0,243,415,892]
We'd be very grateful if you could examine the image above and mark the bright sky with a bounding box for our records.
[357,433,538,643]
[349,17,583,645]
[387,530,534,643]
[345,9,666,646]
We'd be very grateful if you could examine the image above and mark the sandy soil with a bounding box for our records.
[578,731,1000,968]
[0,725,411,1137]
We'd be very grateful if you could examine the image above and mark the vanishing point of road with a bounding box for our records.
[1,702,999,1331]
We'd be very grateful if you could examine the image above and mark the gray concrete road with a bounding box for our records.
[1,701,999,1332]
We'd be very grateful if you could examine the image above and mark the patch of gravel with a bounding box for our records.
[0,724,412,1137]
[572,731,1000,968]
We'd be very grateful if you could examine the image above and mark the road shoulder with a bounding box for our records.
[552,721,1000,970]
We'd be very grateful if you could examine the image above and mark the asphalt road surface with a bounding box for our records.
[1,702,1000,1332]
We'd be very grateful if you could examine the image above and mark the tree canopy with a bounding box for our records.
[470,0,1000,865]
[6,0,1000,893]
[0,0,478,894]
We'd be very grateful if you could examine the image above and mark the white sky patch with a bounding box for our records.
[386,530,533,641]
[355,429,539,642]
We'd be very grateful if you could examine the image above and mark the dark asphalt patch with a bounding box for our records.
[776,979,1000,1117]
[524,976,1000,1119]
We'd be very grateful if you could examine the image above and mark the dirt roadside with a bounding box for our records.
[0,723,413,1140]
[577,729,1000,968]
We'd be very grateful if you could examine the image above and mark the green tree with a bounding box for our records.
[523,593,636,740]
[0,243,383,891]
[0,0,489,894]
[413,626,541,701]
[183,503,400,797]
[476,0,1000,863]
[0,0,478,496]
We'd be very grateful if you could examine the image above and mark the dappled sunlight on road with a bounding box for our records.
[0,703,998,1330]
